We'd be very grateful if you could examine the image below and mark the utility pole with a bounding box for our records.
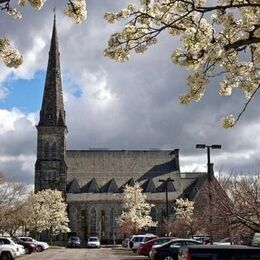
[159,177,174,235]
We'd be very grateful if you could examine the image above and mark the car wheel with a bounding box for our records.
[0,252,12,260]
[164,256,174,260]
[24,247,29,254]
[36,245,43,252]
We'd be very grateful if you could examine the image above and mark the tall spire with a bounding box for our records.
[39,14,66,127]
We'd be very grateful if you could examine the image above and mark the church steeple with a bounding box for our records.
[39,14,66,127]
[35,15,67,194]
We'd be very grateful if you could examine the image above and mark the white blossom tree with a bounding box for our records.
[119,183,157,235]
[104,0,260,127]
[168,198,196,237]
[175,198,194,223]
[0,0,87,68]
[26,189,70,242]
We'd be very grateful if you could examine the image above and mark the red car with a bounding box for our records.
[12,237,36,254]
[138,237,175,257]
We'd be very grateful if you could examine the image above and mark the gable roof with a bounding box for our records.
[157,179,176,192]
[181,174,208,200]
[67,178,81,193]
[81,178,100,193]
[100,178,119,193]
[141,179,157,193]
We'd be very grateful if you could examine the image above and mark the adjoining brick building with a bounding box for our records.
[35,17,228,243]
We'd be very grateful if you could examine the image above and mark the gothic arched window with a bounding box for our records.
[151,207,157,222]
[51,142,58,159]
[150,207,157,233]
[90,208,97,235]
[44,141,50,159]
[110,208,115,234]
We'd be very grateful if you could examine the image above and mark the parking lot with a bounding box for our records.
[19,247,147,260]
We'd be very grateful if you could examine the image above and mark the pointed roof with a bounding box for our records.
[141,179,157,193]
[39,14,66,127]
[120,178,135,192]
[100,178,119,193]
[67,178,81,193]
[181,174,208,200]
[81,178,100,193]
[157,180,176,192]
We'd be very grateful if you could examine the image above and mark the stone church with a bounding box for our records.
[35,18,213,243]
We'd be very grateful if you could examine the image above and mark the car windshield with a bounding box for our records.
[89,238,98,242]
[70,237,80,241]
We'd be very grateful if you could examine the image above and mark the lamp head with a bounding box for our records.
[211,145,222,149]
[196,144,206,149]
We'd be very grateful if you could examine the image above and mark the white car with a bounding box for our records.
[18,237,49,252]
[213,237,232,245]
[87,237,100,248]
[0,244,19,260]
[131,234,157,252]
[0,237,25,256]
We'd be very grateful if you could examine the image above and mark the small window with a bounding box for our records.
[170,241,183,248]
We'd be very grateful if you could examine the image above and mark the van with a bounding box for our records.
[131,234,157,252]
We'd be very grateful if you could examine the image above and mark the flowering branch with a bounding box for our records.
[104,0,260,127]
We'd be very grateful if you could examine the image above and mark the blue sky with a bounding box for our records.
[1,71,44,113]
[0,1,260,184]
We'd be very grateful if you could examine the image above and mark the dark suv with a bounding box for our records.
[67,236,81,248]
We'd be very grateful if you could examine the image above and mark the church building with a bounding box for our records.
[35,17,214,243]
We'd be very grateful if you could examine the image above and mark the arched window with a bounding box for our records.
[44,141,50,159]
[150,207,157,233]
[51,142,58,159]
[151,207,157,222]
[110,208,115,234]
[90,208,97,235]
[101,210,106,239]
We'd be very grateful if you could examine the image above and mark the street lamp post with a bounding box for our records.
[196,144,221,244]
[159,177,174,235]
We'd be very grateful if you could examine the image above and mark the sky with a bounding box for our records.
[0,0,260,185]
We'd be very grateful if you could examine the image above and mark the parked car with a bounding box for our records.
[67,236,81,248]
[192,235,211,244]
[213,237,232,245]
[122,238,130,248]
[150,238,201,260]
[129,235,136,249]
[131,234,157,252]
[252,233,260,247]
[138,237,175,257]
[178,244,260,260]
[0,244,19,260]
[87,237,100,248]
[12,237,36,254]
[0,238,24,256]
[18,237,49,252]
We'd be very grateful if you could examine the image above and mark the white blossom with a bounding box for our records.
[104,0,260,127]
[175,198,194,224]
[26,189,70,235]
[0,38,23,68]
[64,0,87,24]
[118,183,157,232]
[222,114,236,128]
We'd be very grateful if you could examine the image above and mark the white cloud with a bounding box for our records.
[0,108,36,183]
[0,0,260,184]
[0,86,9,100]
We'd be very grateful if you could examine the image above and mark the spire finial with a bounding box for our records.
[53,7,56,21]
